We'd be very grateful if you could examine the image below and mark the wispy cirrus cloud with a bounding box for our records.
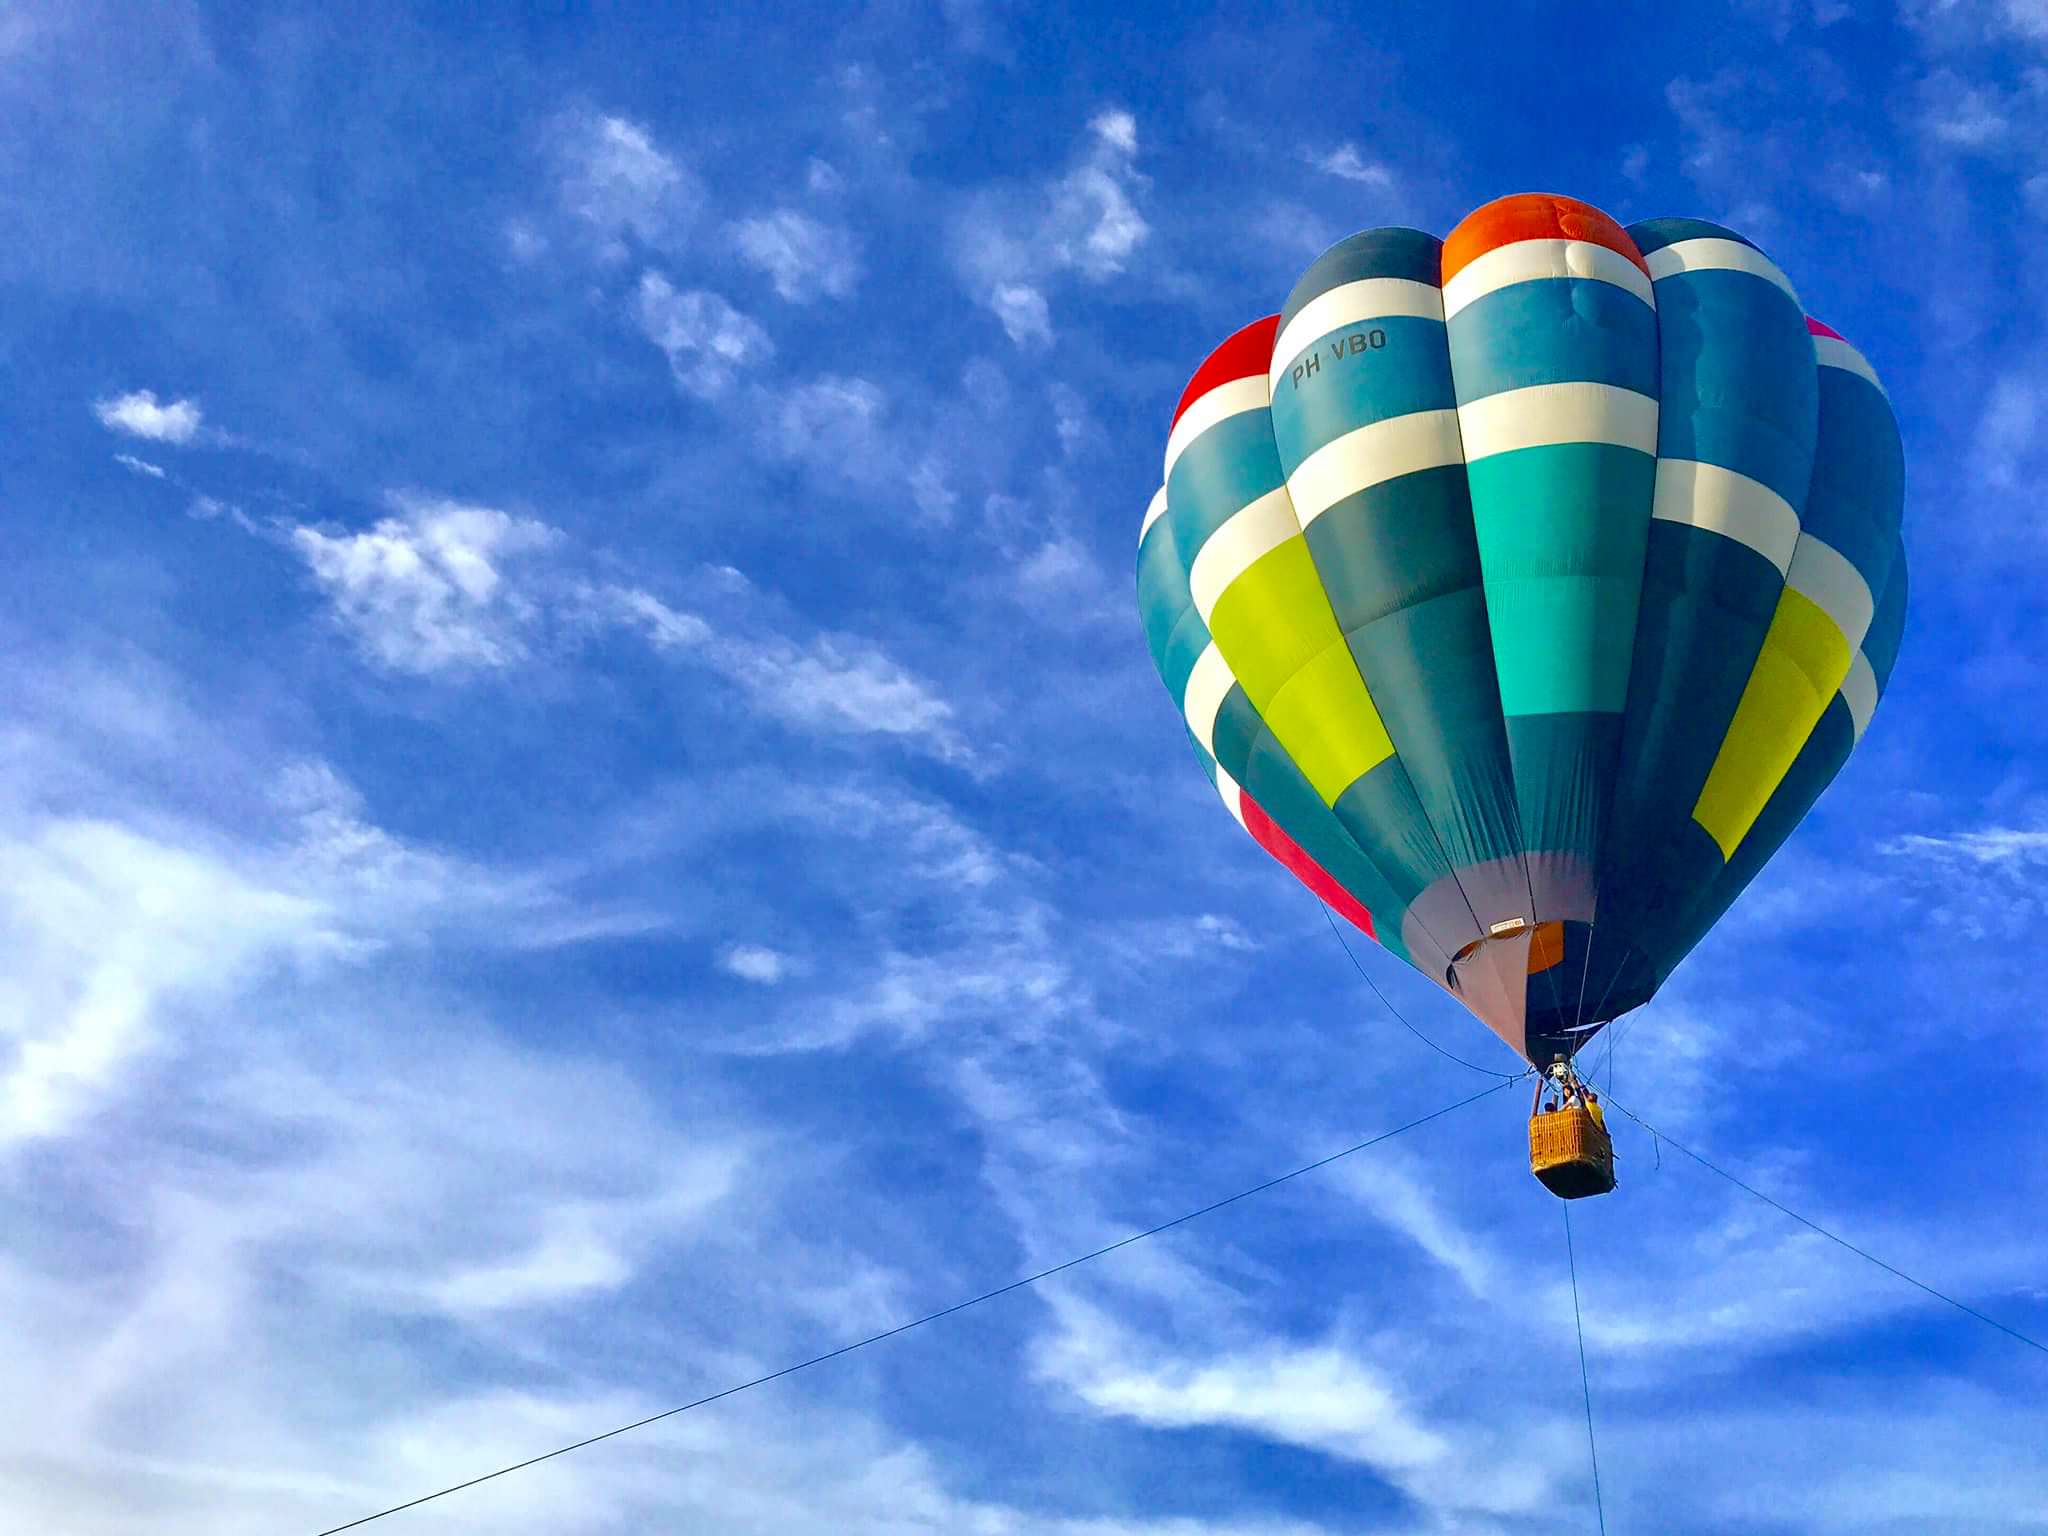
[615,586,969,765]
[1063,1335,1452,1475]
[1033,1294,1566,1525]
[279,485,970,765]
[0,816,341,1148]
[1876,818,2048,948]
[0,714,673,1162]
[1885,824,2048,867]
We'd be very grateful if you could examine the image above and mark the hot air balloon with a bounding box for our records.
[1136,194,1906,1197]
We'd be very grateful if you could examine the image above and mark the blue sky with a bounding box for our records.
[3,1,2046,1531]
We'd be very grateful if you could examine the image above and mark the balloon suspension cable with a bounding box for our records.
[306,1076,1527,1535]
[1564,946,1639,1090]
[1568,915,1598,1037]
[1573,949,1636,1066]
[1563,1202,1609,1535]
[1318,900,1522,1080]
[1606,1097,2048,1358]
[1584,1012,1633,1094]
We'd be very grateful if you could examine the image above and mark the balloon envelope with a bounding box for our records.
[1136,193,1906,1067]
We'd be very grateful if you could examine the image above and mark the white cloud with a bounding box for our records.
[1904,0,2048,45]
[907,456,957,524]
[92,390,202,445]
[1103,912,1261,973]
[635,271,772,399]
[615,587,710,649]
[0,819,342,1148]
[290,494,560,674]
[1091,107,1138,156]
[792,942,1071,1053]
[722,943,792,984]
[1877,819,2048,946]
[0,1014,759,1527]
[731,208,862,301]
[726,635,961,749]
[695,783,1066,1054]
[186,494,262,535]
[0,682,687,1166]
[952,111,1151,347]
[749,373,977,528]
[1060,113,1149,275]
[1019,535,1090,590]
[113,453,165,478]
[264,759,561,944]
[2027,170,2048,220]
[503,217,547,263]
[1194,913,1254,951]
[2008,0,2048,37]
[1328,1159,1495,1299]
[615,588,969,763]
[809,785,1007,891]
[1245,199,1348,264]
[1920,70,2013,148]
[991,282,1053,347]
[940,0,1016,60]
[1309,143,1395,189]
[1665,71,1789,233]
[1971,371,2043,490]
[1735,0,1855,38]
[1007,522,1121,631]
[1825,163,1890,209]
[1885,825,2048,866]
[553,109,698,255]
[1074,1342,1450,1471]
[285,489,962,758]
[1621,143,1650,184]
[182,495,268,536]
[762,374,890,481]
[1034,1298,1563,1523]
[422,1221,632,1314]
[1049,382,1093,458]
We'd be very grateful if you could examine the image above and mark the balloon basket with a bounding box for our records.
[1530,1105,1616,1199]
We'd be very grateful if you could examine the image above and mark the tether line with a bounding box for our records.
[1607,1097,2046,1357]
[1563,1201,1608,1535]
[310,1076,1525,1535]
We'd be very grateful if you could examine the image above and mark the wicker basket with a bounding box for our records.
[1529,1106,1616,1199]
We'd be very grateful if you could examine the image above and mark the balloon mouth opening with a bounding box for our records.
[1450,918,1567,976]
